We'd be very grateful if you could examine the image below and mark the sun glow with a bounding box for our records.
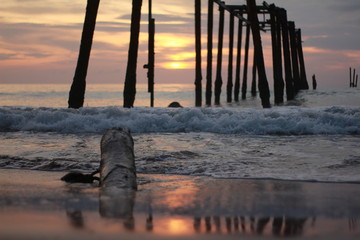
[162,62,192,69]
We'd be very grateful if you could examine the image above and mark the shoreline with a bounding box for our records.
[1,169,359,239]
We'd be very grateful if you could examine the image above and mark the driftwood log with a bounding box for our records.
[99,127,137,222]
[100,127,137,189]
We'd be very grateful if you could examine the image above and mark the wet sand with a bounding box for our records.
[0,169,359,239]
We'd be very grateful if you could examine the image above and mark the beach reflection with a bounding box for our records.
[89,178,359,238]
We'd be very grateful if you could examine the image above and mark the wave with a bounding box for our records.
[0,106,359,135]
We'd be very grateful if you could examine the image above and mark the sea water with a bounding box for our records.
[0,84,359,183]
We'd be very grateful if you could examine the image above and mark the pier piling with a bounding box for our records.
[206,0,214,106]
[227,12,235,103]
[214,5,225,105]
[68,0,100,109]
[195,0,202,107]
[242,24,251,100]
[234,15,243,102]
[123,0,143,108]
[246,0,271,108]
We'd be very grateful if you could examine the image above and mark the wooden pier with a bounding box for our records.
[68,0,310,109]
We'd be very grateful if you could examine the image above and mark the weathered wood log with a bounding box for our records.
[241,24,251,100]
[227,12,235,103]
[195,0,202,107]
[124,0,143,108]
[68,0,100,109]
[246,0,270,108]
[206,0,214,106]
[100,128,137,189]
[234,16,243,102]
[214,6,225,105]
[99,128,137,222]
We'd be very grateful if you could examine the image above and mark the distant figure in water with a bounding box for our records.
[312,74,317,90]
[168,102,183,108]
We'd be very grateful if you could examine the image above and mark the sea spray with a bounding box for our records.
[0,106,359,135]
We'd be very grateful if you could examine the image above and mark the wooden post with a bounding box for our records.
[353,68,356,88]
[215,6,225,105]
[227,12,235,103]
[251,48,257,97]
[288,21,301,94]
[206,0,214,105]
[350,67,352,87]
[279,9,294,101]
[234,15,243,102]
[296,29,309,90]
[68,0,100,109]
[143,0,155,107]
[312,74,317,90]
[270,6,284,104]
[356,74,358,88]
[124,0,143,108]
[149,19,155,106]
[241,24,250,100]
[246,0,270,108]
[195,0,202,107]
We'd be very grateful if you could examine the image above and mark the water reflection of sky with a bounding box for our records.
[0,170,359,238]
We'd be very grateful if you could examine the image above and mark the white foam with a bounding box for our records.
[0,106,359,135]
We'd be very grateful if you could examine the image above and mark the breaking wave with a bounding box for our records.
[0,106,359,135]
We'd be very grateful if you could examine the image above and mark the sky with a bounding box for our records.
[0,0,359,88]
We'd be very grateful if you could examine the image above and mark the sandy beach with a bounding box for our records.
[0,169,359,239]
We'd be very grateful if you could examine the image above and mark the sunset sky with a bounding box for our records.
[0,0,359,87]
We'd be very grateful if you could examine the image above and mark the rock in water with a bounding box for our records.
[100,127,137,190]
[168,101,183,108]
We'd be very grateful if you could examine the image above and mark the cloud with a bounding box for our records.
[328,0,360,12]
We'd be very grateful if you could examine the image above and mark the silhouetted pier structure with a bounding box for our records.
[199,0,309,108]
[68,0,309,109]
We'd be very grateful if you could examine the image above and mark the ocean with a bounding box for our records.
[0,83,359,183]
